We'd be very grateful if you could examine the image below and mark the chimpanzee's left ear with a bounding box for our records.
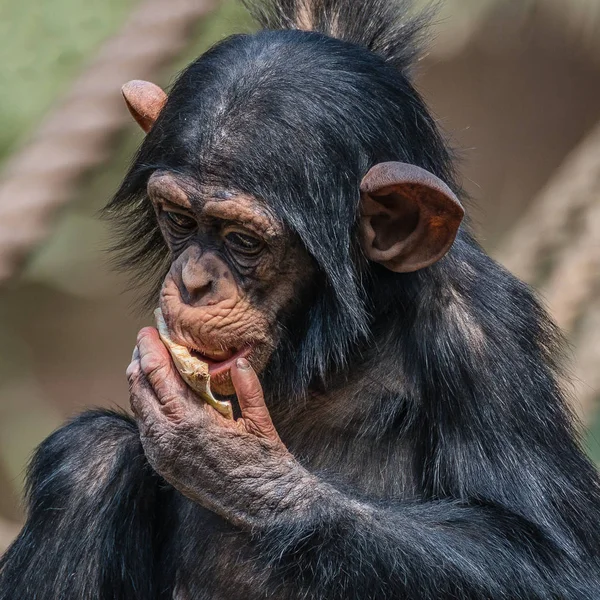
[121,80,168,133]
[359,162,464,272]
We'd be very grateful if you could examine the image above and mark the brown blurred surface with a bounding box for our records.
[419,7,600,247]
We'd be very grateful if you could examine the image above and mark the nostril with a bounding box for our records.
[182,280,213,306]
[190,282,212,304]
[181,264,214,306]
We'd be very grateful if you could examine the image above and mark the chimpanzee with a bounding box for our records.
[2,0,600,598]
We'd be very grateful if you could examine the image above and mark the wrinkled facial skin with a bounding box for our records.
[149,171,313,396]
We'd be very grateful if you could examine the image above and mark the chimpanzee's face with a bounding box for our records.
[148,171,314,396]
[120,78,464,399]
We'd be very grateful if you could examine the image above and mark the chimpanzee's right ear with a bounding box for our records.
[121,80,167,133]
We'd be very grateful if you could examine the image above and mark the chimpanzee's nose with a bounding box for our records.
[180,260,214,306]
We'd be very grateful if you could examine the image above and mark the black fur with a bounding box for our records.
[3,0,600,598]
[0,411,173,599]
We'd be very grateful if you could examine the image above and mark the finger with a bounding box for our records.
[137,327,171,381]
[231,358,279,441]
[137,327,188,401]
[126,356,167,430]
[126,348,140,382]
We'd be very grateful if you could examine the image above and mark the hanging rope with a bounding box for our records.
[0,0,218,284]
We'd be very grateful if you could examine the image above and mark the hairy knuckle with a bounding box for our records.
[129,384,147,410]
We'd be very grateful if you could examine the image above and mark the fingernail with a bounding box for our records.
[236,358,251,370]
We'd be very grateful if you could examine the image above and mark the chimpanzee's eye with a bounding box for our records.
[164,210,197,232]
[224,230,264,256]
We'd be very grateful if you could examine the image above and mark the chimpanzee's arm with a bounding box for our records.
[252,489,597,600]
[129,332,599,600]
[0,410,170,600]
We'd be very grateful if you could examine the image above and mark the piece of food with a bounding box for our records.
[154,308,234,420]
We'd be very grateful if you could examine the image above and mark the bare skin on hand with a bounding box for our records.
[126,327,310,530]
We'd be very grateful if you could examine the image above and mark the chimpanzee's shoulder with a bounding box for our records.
[26,409,144,497]
[42,408,138,451]
[64,408,138,436]
[1,410,164,600]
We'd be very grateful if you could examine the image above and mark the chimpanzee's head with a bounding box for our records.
[108,29,463,400]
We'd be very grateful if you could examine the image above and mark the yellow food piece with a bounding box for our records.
[154,308,234,420]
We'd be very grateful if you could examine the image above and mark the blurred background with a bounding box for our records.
[1,0,600,551]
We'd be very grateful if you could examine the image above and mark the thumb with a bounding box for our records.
[230,358,279,442]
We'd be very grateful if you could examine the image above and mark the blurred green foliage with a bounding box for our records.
[0,0,137,163]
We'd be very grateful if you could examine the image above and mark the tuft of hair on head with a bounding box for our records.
[242,0,433,71]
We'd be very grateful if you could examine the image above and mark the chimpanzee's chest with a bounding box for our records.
[163,494,290,600]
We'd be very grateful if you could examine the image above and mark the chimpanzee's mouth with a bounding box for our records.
[189,346,252,376]
[189,347,233,363]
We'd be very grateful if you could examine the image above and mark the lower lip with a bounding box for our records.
[195,347,252,377]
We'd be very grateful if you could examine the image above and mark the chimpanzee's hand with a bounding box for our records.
[126,327,317,529]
